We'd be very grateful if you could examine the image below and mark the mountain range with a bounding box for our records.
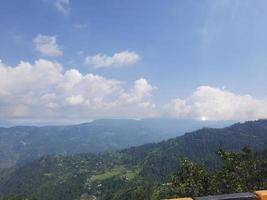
[0,118,233,168]
[0,119,266,200]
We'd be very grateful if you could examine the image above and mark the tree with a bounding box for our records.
[160,146,267,199]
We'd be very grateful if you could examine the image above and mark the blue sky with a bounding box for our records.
[0,0,267,122]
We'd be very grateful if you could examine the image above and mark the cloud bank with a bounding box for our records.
[84,51,141,68]
[165,86,267,120]
[0,59,156,119]
[0,59,266,120]
[33,34,63,57]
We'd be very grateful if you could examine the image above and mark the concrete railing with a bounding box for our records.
[163,190,267,200]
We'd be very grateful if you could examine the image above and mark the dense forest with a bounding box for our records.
[157,146,267,199]
[0,119,233,169]
[0,120,266,200]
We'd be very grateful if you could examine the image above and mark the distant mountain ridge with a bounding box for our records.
[0,118,234,168]
[0,119,266,200]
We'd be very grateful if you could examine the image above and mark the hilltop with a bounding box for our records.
[0,120,266,200]
[0,118,233,168]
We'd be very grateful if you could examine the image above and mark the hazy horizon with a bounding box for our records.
[0,117,241,128]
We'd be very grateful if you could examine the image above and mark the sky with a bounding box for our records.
[0,0,267,123]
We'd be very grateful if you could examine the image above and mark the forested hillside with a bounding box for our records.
[0,118,232,168]
[0,120,266,200]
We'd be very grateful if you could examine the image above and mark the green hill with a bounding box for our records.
[0,120,266,200]
[0,118,233,169]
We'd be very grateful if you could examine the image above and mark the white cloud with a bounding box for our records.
[2,59,265,121]
[33,34,63,57]
[164,86,267,120]
[84,51,141,68]
[118,78,156,108]
[54,0,70,15]
[0,59,156,119]
[65,95,85,105]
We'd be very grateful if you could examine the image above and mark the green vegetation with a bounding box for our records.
[90,165,139,182]
[157,146,267,199]
[0,120,266,200]
[0,119,230,168]
[0,195,39,200]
